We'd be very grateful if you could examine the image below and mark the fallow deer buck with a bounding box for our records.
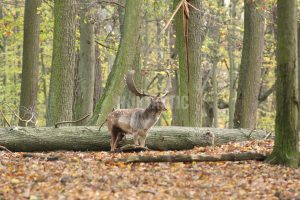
[107,70,171,151]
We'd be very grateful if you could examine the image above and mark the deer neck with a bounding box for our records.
[143,105,162,119]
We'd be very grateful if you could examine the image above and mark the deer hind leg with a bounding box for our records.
[110,126,120,152]
[114,131,125,148]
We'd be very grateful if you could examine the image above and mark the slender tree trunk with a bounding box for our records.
[234,0,264,129]
[73,2,95,125]
[40,48,48,119]
[212,62,218,128]
[94,24,102,110]
[18,0,41,126]
[298,21,300,132]
[267,0,299,168]
[174,0,202,127]
[169,3,179,126]
[171,72,179,125]
[89,0,142,125]
[46,0,77,126]
[228,0,237,128]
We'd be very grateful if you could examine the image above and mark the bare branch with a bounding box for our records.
[258,84,275,102]
[0,145,12,153]
[0,110,11,127]
[95,0,125,8]
[55,114,90,128]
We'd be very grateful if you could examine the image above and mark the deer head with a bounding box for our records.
[125,70,171,111]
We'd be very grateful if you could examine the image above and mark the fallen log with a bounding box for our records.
[0,126,270,152]
[116,152,268,163]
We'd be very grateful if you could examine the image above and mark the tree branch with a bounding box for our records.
[258,84,275,102]
[116,152,267,163]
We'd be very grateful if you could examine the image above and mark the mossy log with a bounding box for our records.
[0,126,270,152]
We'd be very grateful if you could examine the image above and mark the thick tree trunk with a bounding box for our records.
[116,152,267,163]
[174,0,202,127]
[118,0,141,109]
[19,0,41,126]
[89,0,142,125]
[267,0,299,168]
[0,126,270,152]
[46,0,77,126]
[234,0,264,129]
[73,2,95,125]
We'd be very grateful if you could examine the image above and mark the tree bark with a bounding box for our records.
[89,0,142,125]
[19,0,41,126]
[228,0,237,128]
[46,0,77,126]
[212,62,218,128]
[73,1,95,125]
[174,0,203,127]
[267,0,299,168]
[93,25,102,110]
[234,0,264,129]
[118,0,142,109]
[0,126,270,152]
[116,152,267,163]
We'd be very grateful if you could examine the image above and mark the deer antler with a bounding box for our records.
[126,70,152,98]
[161,71,172,98]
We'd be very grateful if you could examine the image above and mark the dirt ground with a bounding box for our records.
[0,140,299,200]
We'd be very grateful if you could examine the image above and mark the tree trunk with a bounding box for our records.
[298,21,300,133]
[118,0,141,109]
[228,0,237,128]
[0,126,270,152]
[93,26,102,110]
[19,0,41,126]
[234,0,264,129]
[174,0,202,127]
[40,48,48,112]
[212,62,218,128]
[89,0,142,125]
[267,0,299,168]
[73,2,95,125]
[46,0,77,126]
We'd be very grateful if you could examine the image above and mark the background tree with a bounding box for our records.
[267,0,299,168]
[174,0,203,127]
[89,0,142,125]
[234,0,264,129]
[73,0,95,125]
[19,0,41,126]
[46,0,76,126]
[227,0,238,128]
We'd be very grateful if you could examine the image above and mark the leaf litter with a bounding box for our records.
[0,139,299,200]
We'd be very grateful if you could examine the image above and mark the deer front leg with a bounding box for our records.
[133,133,139,146]
[138,134,147,147]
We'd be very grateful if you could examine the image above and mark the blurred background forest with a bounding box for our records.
[0,0,276,130]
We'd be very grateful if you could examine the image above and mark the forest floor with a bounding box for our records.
[0,139,299,200]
